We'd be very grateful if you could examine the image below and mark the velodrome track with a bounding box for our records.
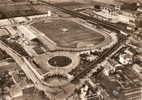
[38,0,129,83]
[28,18,116,52]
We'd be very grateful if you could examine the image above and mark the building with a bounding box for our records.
[9,85,23,100]
[119,49,134,65]
[132,64,142,79]
[122,87,142,100]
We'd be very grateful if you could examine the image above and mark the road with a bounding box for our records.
[71,35,127,83]
[38,1,129,83]
[0,40,42,84]
[1,0,128,85]
[0,40,58,93]
[39,0,130,33]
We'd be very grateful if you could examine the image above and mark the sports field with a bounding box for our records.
[32,19,105,48]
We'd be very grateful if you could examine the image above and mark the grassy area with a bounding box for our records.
[32,19,104,48]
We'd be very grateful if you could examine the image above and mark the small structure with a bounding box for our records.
[80,85,88,100]
[119,49,134,65]
[9,85,23,99]
[119,53,133,65]
[0,29,9,36]
[17,25,37,41]
[47,10,52,17]
[122,87,142,100]
[132,64,142,79]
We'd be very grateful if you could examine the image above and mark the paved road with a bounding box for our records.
[72,35,127,83]
[0,40,42,84]
[0,40,57,93]
[39,0,130,33]
[35,1,129,84]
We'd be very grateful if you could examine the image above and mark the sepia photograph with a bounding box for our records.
[0,0,141,100]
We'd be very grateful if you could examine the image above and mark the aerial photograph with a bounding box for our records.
[0,0,141,100]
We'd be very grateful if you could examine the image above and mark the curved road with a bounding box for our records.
[39,0,130,33]
[38,0,129,83]
[0,40,57,93]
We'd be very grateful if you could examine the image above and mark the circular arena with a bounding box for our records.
[34,51,80,87]
[34,51,80,73]
[48,56,72,67]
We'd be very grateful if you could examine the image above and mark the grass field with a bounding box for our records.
[32,19,105,48]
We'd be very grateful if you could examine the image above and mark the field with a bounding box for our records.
[0,3,43,19]
[32,19,105,48]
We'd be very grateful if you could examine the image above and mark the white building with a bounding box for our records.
[119,53,133,65]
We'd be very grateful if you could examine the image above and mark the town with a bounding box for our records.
[0,0,141,100]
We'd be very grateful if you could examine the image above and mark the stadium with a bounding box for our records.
[30,18,115,51]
